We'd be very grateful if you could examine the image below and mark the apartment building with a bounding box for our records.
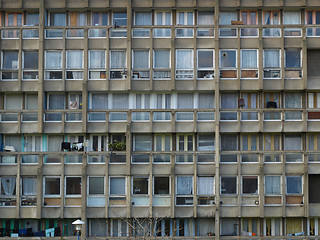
[1,0,320,238]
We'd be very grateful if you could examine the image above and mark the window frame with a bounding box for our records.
[176,11,194,25]
[132,176,149,195]
[43,176,61,197]
[263,10,280,25]
[153,176,170,195]
[196,49,214,80]
[220,176,238,195]
[241,175,259,195]
[64,176,81,197]
[286,176,303,195]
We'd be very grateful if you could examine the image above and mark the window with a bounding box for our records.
[220,50,236,68]
[221,93,237,109]
[66,50,83,80]
[113,12,127,26]
[4,94,22,109]
[69,12,86,26]
[110,219,128,237]
[285,93,301,108]
[155,11,171,25]
[65,177,81,195]
[306,10,320,24]
[176,49,194,79]
[240,93,258,109]
[177,93,194,109]
[154,135,171,151]
[25,12,39,26]
[263,134,281,151]
[47,135,64,152]
[199,93,214,109]
[263,11,280,25]
[176,176,193,205]
[45,51,62,80]
[89,50,106,80]
[286,218,303,235]
[283,11,301,25]
[263,49,281,78]
[264,92,280,108]
[241,134,259,151]
[1,177,16,196]
[88,176,104,195]
[284,134,301,150]
[197,50,214,79]
[265,176,281,195]
[89,93,108,109]
[47,94,65,110]
[285,49,301,68]
[49,12,66,26]
[286,176,302,194]
[265,218,281,236]
[309,175,320,203]
[6,12,23,26]
[22,177,37,196]
[242,176,258,194]
[91,12,107,26]
[134,12,151,25]
[2,51,18,80]
[241,11,257,25]
[219,12,237,25]
[132,50,150,79]
[90,135,107,151]
[23,51,38,80]
[134,94,150,109]
[308,134,320,151]
[110,177,126,195]
[176,11,193,25]
[198,134,214,151]
[198,12,214,25]
[112,93,128,109]
[134,134,152,151]
[307,92,320,108]
[221,134,238,151]
[4,135,21,152]
[132,177,148,195]
[23,135,41,152]
[220,176,237,194]
[153,50,170,79]
[154,93,171,109]
[197,177,214,195]
[177,134,194,151]
[241,50,258,78]
[154,176,169,195]
[110,50,126,79]
[44,177,60,195]
[25,94,38,110]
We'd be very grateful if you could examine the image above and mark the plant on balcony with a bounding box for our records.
[108,140,126,151]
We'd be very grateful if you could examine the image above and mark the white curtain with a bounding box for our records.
[221,93,237,109]
[242,93,257,109]
[5,94,22,110]
[265,176,281,194]
[135,12,151,25]
[26,94,38,110]
[134,135,152,151]
[285,93,301,108]
[48,135,63,151]
[135,94,150,109]
[154,50,170,68]
[133,50,149,69]
[177,176,193,195]
[241,50,257,68]
[2,177,16,195]
[91,93,108,109]
[22,177,37,195]
[46,51,62,69]
[4,135,21,152]
[198,12,214,25]
[110,51,126,69]
[112,94,128,109]
[48,94,64,109]
[219,12,237,25]
[67,51,83,69]
[110,177,125,195]
[284,134,301,150]
[89,50,105,69]
[176,50,193,69]
[198,219,214,236]
[197,177,214,195]
[264,50,280,68]
[24,135,41,152]
[199,93,214,109]
[283,11,300,24]
[178,93,194,109]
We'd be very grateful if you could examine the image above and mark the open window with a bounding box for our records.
[197,50,214,79]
